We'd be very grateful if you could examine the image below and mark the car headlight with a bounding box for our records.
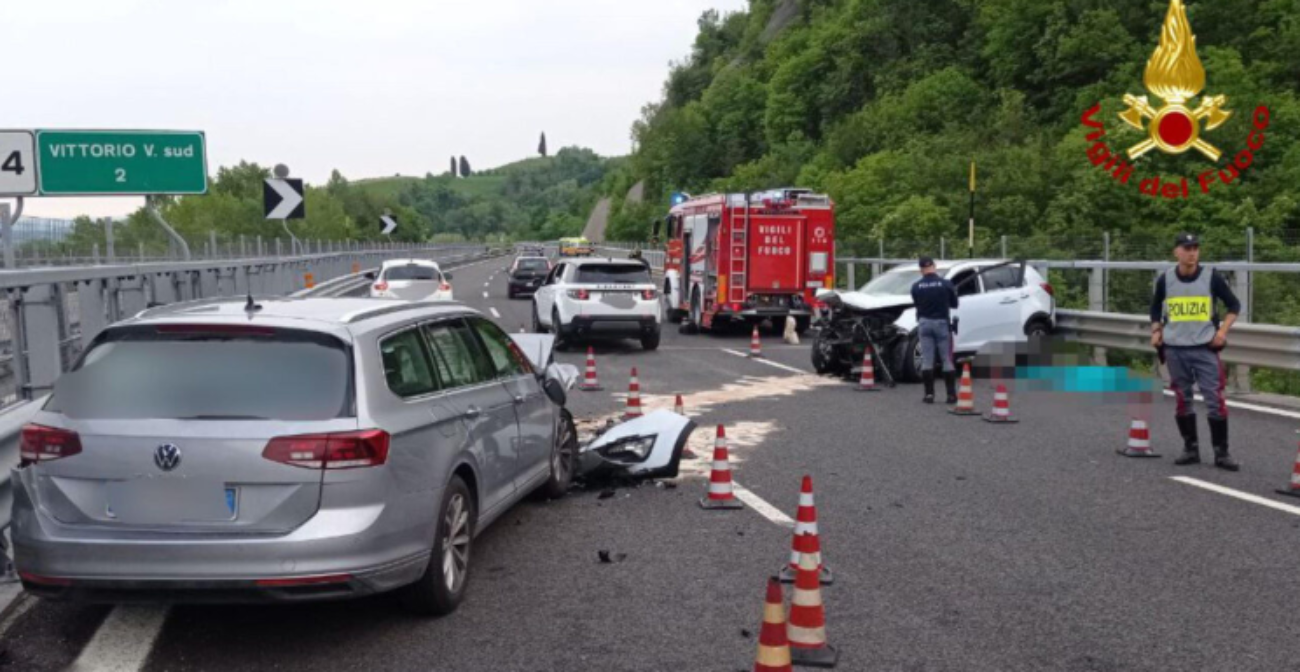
[597,435,656,462]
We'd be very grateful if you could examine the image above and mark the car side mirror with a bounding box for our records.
[542,376,567,407]
[364,272,376,280]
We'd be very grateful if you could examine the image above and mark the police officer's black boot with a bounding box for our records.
[921,370,935,404]
[1173,414,1201,466]
[1209,417,1239,471]
[943,370,958,404]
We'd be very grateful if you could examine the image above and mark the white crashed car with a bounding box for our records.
[368,259,454,301]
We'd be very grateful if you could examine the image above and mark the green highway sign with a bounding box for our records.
[36,130,207,196]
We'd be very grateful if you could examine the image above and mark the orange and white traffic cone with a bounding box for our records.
[779,476,833,585]
[750,326,763,358]
[624,367,643,420]
[753,577,793,672]
[699,425,744,510]
[982,384,1018,424]
[855,347,879,392]
[947,362,980,416]
[1276,431,1300,499]
[579,347,602,391]
[1117,418,1161,458]
[788,540,839,668]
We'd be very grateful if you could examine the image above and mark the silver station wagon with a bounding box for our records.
[11,296,578,615]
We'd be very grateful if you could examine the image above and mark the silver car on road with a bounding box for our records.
[11,297,577,615]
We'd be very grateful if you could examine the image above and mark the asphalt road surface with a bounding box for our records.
[3,254,1300,671]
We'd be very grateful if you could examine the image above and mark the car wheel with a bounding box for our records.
[507,287,515,300]
[1026,320,1051,339]
[399,475,475,616]
[641,329,661,351]
[537,409,578,500]
[552,308,569,350]
[899,331,924,383]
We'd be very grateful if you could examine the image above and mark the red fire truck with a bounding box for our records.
[659,188,835,333]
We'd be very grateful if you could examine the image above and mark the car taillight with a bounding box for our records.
[262,430,390,470]
[1040,282,1055,297]
[568,289,589,300]
[440,282,452,292]
[19,424,82,467]
[374,282,389,292]
[641,289,657,300]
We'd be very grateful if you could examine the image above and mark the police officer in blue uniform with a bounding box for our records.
[1150,233,1241,471]
[911,257,959,404]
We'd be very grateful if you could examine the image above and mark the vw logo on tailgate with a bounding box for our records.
[154,444,182,471]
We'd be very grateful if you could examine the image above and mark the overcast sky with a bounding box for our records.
[10,0,747,218]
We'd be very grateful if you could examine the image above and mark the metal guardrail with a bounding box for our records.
[1055,310,1300,371]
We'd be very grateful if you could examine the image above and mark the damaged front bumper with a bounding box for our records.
[577,410,696,480]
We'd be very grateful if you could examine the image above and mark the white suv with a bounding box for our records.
[368,259,454,301]
[531,258,662,350]
[838,260,1055,380]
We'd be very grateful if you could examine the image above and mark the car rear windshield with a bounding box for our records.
[515,259,549,271]
[46,326,353,421]
[385,265,440,281]
[575,264,651,285]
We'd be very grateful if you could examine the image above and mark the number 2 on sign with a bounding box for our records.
[2,151,24,176]
[115,168,126,183]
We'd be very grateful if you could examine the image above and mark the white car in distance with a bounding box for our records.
[368,259,454,301]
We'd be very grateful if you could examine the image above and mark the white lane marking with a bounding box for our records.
[1170,476,1300,517]
[1162,389,1300,421]
[484,281,490,287]
[490,307,501,318]
[482,291,489,299]
[732,482,795,528]
[69,605,169,672]
[721,348,807,375]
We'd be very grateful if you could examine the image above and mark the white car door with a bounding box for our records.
[949,268,995,352]
[534,263,564,326]
[951,264,1027,352]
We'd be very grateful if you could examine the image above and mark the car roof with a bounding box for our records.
[381,258,441,268]
[124,297,479,341]
[883,259,1012,273]
[560,257,644,267]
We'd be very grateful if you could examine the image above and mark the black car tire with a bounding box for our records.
[552,308,570,350]
[641,329,661,351]
[795,317,811,335]
[531,302,546,334]
[400,475,475,617]
[507,287,516,300]
[811,329,846,376]
[537,409,578,500]
[899,331,924,383]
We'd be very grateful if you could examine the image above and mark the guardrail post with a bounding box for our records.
[257,236,264,258]
[1087,269,1108,365]
[92,243,100,265]
[847,263,855,290]
[940,237,946,260]
[1233,269,1252,393]
[17,285,64,398]
[1001,235,1007,258]
[150,272,178,306]
[138,242,145,261]
[276,238,283,258]
[78,279,108,350]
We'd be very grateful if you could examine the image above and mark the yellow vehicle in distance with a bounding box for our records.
[558,237,594,257]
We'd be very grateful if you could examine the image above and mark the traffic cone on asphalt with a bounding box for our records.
[699,425,744,510]
[624,367,643,420]
[982,384,1018,424]
[579,347,602,391]
[787,541,840,668]
[779,476,833,585]
[750,326,763,358]
[1117,419,1161,458]
[856,347,879,392]
[753,578,793,672]
[947,362,980,416]
[1275,432,1300,499]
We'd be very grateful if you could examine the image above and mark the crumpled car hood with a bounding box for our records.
[837,291,915,313]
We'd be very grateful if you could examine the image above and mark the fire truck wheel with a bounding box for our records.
[795,317,812,335]
[689,289,704,333]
